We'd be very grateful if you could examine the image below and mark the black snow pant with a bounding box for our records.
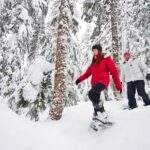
[88,83,106,114]
[127,80,150,109]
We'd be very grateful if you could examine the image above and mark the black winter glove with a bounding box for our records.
[146,74,150,81]
[120,90,122,94]
[75,79,80,85]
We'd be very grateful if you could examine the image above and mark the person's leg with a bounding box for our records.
[93,101,104,115]
[88,83,105,115]
[88,83,108,123]
[127,81,137,109]
[135,80,150,105]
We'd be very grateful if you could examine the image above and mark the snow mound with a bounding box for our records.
[23,56,52,103]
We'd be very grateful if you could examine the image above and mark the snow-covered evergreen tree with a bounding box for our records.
[118,0,150,57]
[0,0,49,120]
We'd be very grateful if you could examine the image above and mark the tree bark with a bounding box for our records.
[49,0,68,120]
[110,0,120,98]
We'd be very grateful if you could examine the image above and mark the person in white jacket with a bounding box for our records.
[121,51,150,109]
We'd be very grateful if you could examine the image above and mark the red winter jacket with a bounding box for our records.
[77,54,122,90]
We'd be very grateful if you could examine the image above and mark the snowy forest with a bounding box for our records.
[0,0,150,150]
[0,0,150,121]
[0,0,150,120]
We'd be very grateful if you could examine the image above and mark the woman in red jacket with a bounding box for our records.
[76,44,122,122]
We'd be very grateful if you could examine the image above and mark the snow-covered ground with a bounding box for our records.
[0,100,150,150]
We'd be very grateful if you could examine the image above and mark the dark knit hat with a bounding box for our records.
[92,44,102,51]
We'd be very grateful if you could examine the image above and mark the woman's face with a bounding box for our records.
[93,49,99,55]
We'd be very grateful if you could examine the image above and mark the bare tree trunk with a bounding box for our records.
[110,0,119,65]
[110,0,120,99]
[49,0,68,120]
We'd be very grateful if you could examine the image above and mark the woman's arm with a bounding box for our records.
[77,66,92,83]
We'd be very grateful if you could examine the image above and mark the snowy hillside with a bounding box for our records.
[0,100,150,150]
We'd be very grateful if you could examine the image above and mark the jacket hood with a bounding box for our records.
[103,51,111,58]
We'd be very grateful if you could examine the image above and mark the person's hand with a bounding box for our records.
[120,90,122,94]
[75,79,80,85]
[146,74,150,81]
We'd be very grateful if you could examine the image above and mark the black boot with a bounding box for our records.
[93,101,105,116]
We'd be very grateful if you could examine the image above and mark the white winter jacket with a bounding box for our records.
[121,58,150,83]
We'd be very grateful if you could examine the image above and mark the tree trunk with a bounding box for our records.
[110,0,120,98]
[49,0,68,120]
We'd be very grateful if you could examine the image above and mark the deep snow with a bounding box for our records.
[0,100,150,150]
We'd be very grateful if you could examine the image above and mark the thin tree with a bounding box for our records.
[110,0,120,98]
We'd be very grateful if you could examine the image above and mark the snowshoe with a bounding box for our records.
[88,112,114,132]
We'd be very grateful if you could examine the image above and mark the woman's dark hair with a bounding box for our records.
[91,50,104,66]
[92,44,102,52]
[91,44,103,66]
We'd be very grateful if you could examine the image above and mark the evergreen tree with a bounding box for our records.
[0,0,49,120]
